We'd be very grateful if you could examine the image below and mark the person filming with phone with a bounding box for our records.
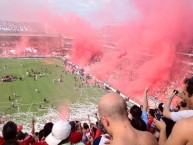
[162,88,193,122]
[155,76,193,145]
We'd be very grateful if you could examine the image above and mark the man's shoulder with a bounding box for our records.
[166,116,193,144]
[176,116,193,128]
[135,131,158,145]
[176,116,193,124]
[170,116,193,138]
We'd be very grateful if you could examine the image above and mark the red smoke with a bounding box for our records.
[34,11,103,66]
[83,0,193,100]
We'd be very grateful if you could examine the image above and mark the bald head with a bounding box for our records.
[98,93,128,120]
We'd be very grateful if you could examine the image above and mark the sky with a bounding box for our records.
[0,0,136,25]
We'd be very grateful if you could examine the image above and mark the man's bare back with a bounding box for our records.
[98,93,158,145]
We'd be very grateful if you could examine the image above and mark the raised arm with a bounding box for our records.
[142,87,149,111]
[31,117,35,135]
[87,114,92,127]
[163,90,176,119]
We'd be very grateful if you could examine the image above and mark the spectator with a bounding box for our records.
[32,122,53,145]
[43,122,53,138]
[141,87,156,132]
[87,115,98,140]
[3,140,19,145]
[69,121,83,145]
[148,109,156,132]
[129,105,147,131]
[2,121,18,142]
[155,76,193,145]
[93,113,101,140]
[98,93,158,145]
[141,87,149,127]
[130,118,147,131]
[129,105,142,119]
[38,130,44,141]
[158,103,164,115]
[17,131,26,141]
[160,117,175,138]
[81,123,92,145]
[163,90,193,122]
[177,100,188,111]
[45,120,71,145]
[1,121,34,145]
[93,121,109,145]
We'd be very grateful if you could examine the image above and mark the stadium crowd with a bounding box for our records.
[0,75,192,145]
[0,20,193,145]
[0,21,45,33]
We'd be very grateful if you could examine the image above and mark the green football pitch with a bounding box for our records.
[0,58,106,116]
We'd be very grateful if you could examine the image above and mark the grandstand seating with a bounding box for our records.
[0,21,45,33]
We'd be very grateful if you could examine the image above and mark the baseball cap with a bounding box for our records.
[46,120,71,145]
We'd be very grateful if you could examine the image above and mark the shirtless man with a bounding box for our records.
[155,76,193,145]
[98,93,158,145]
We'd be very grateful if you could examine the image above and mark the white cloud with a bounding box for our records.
[77,0,96,8]
[102,0,112,4]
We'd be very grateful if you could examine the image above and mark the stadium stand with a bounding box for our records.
[0,21,45,33]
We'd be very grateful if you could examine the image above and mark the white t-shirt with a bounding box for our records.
[99,134,110,145]
[171,110,193,122]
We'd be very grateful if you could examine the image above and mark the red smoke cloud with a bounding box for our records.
[82,0,193,100]
[32,11,103,66]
